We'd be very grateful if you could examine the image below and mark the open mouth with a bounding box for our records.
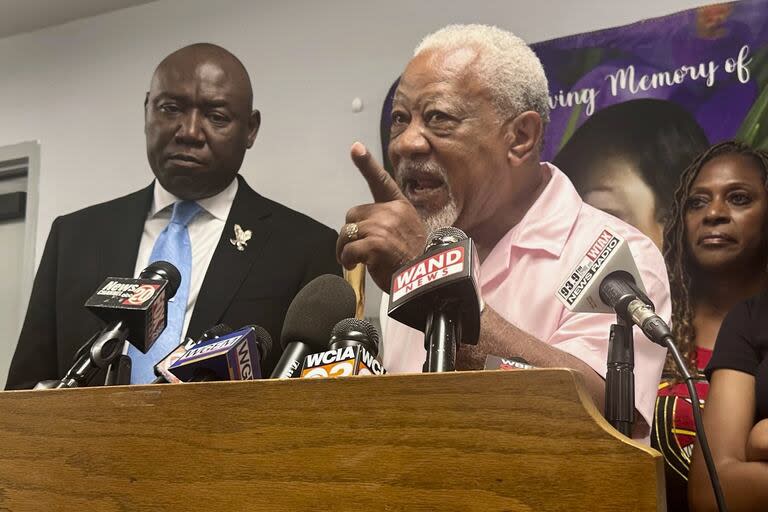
[401,171,448,206]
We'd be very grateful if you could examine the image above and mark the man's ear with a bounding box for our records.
[143,92,150,133]
[504,111,543,166]
[246,109,261,149]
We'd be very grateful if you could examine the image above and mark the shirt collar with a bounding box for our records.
[502,162,581,258]
[481,163,582,281]
[150,177,239,221]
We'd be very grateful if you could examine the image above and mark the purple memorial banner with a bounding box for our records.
[533,0,768,161]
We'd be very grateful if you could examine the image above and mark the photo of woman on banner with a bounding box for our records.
[553,99,709,249]
[655,140,768,511]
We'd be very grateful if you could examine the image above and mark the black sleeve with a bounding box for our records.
[705,297,763,381]
[6,217,62,390]
[299,225,343,288]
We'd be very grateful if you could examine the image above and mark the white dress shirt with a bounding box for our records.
[132,178,238,344]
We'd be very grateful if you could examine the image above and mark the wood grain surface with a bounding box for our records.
[0,369,665,511]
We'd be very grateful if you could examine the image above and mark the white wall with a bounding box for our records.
[0,0,714,322]
[0,176,27,384]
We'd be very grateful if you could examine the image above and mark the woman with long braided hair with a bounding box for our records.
[651,140,768,511]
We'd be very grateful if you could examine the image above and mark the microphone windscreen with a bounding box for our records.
[425,227,468,251]
[280,274,356,351]
[140,260,181,299]
[330,318,380,356]
[249,324,274,362]
[200,323,232,341]
[598,271,638,310]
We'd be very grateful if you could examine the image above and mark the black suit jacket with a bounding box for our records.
[6,175,341,389]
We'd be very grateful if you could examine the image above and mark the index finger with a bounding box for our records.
[351,142,405,203]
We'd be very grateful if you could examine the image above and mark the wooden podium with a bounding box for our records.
[0,369,665,511]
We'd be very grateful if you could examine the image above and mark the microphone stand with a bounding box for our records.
[423,301,459,373]
[53,322,129,388]
[605,316,635,437]
[104,354,132,386]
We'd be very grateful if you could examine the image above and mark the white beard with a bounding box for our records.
[394,159,459,236]
[421,198,459,235]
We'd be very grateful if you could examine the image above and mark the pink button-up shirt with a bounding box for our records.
[379,163,670,434]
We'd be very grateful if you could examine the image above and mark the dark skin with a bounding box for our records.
[144,43,261,200]
[337,46,606,411]
[690,370,768,512]
[687,154,768,512]
[685,154,768,350]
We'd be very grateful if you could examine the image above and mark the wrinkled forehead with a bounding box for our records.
[151,60,225,92]
[395,46,488,105]
[149,59,252,109]
[409,46,481,76]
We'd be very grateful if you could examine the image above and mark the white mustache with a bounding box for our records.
[394,160,449,189]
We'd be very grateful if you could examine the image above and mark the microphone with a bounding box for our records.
[598,271,672,346]
[270,274,357,379]
[84,260,181,353]
[47,261,180,389]
[601,283,727,512]
[387,227,482,372]
[167,325,272,382]
[152,324,232,384]
[557,230,652,436]
[556,229,727,511]
[301,318,385,378]
[555,229,647,315]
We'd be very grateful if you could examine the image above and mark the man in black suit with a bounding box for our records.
[6,43,340,389]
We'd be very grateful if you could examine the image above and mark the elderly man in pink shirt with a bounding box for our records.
[335,24,670,440]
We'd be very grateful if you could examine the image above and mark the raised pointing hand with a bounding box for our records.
[337,142,426,292]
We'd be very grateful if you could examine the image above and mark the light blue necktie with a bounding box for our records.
[129,200,203,384]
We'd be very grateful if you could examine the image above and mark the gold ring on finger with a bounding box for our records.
[344,222,359,241]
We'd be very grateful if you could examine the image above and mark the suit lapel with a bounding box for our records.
[97,183,154,281]
[187,176,274,337]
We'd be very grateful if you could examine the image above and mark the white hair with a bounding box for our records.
[414,24,550,126]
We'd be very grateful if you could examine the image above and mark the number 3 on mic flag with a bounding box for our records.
[303,361,354,379]
[300,345,385,379]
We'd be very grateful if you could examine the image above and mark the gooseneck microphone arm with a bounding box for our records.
[628,299,728,512]
[663,337,727,512]
[600,273,727,512]
[54,321,129,388]
[663,336,726,512]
